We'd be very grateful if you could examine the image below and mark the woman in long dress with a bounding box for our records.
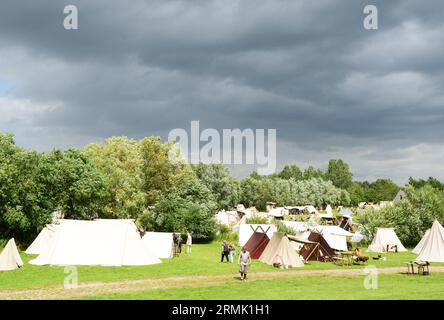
[238,247,251,281]
[186,232,192,253]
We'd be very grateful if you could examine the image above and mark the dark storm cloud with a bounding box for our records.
[1,0,444,182]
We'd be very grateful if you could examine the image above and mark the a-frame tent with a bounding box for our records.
[259,232,304,267]
[296,232,336,262]
[0,238,24,271]
[415,220,444,263]
[243,226,271,259]
[367,228,407,253]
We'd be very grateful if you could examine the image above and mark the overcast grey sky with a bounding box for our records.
[1,0,444,183]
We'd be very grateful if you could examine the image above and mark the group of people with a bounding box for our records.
[221,240,251,281]
[175,232,193,254]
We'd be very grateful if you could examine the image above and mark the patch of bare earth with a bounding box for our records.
[1,266,443,300]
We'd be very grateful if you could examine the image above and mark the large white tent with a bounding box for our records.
[30,219,161,266]
[25,224,59,255]
[238,224,277,246]
[0,238,24,271]
[412,229,431,255]
[367,228,407,253]
[415,220,444,263]
[142,232,174,259]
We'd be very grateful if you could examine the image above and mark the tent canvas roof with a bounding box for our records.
[243,229,270,259]
[367,228,407,253]
[259,232,304,267]
[142,232,174,259]
[299,232,336,261]
[238,224,277,246]
[30,219,162,266]
[415,220,444,263]
[0,238,24,271]
[25,224,59,255]
[412,229,430,255]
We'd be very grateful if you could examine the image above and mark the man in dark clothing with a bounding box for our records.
[221,240,230,262]
[176,234,183,254]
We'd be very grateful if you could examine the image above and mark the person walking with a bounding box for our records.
[238,247,251,281]
[221,240,229,262]
[186,232,192,254]
[228,243,236,263]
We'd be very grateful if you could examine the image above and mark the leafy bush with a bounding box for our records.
[246,214,270,225]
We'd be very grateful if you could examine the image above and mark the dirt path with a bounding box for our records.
[2,266,443,300]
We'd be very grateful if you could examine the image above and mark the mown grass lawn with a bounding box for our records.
[87,273,444,300]
[1,242,443,297]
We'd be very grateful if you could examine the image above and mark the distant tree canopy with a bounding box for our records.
[5,132,440,246]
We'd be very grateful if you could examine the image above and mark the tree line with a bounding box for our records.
[1,133,441,245]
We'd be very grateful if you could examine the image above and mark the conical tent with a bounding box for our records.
[367,228,407,253]
[30,219,162,266]
[412,229,430,255]
[0,238,24,271]
[415,220,444,263]
[26,224,59,255]
[243,226,271,259]
[259,232,304,267]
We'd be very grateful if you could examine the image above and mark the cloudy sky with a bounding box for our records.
[1,0,444,183]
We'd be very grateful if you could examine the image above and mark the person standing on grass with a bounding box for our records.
[221,240,230,262]
[186,232,192,254]
[238,247,251,281]
[176,233,183,254]
[228,242,236,263]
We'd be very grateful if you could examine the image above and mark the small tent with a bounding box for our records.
[412,229,431,255]
[30,219,161,266]
[0,238,24,271]
[26,224,59,255]
[297,232,336,261]
[415,220,444,263]
[238,224,277,246]
[259,232,304,268]
[243,226,271,259]
[142,232,174,259]
[367,228,407,253]
[310,225,353,251]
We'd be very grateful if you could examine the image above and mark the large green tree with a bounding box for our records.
[326,159,353,189]
[84,137,146,219]
[192,163,240,210]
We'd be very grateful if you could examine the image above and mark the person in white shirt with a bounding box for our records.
[238,247,251,281]
[186,232,192,254]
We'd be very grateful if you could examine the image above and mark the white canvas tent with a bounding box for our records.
[415,220,444,262]
[215,210,238,226]
[30,219,161,266]
[142,232,174,259]
[238,224,277,246]
[367,228,407,253]
[26,224,59,255]
[311,226,353,251]
[412,229,431,255]
[259,232,304,268]
[0,238,24,271]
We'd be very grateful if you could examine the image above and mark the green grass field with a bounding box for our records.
[1,243,443,299]
[88,274,444,300]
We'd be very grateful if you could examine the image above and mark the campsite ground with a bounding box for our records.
[1,243,443,299]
